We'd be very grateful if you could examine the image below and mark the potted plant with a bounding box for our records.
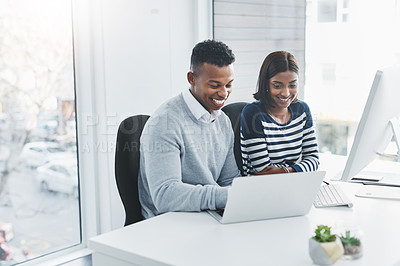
[309,225,344,265]
[340,230,363,260]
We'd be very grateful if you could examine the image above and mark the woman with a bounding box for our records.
[240,51,319,175]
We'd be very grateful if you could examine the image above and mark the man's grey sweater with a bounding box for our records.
[138,93,240,218]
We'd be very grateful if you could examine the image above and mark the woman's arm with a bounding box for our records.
[240,104,273,175]
[290,103,320,172]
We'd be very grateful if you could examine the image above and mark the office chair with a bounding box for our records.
[222,102,248,176]
[115,115,150,226]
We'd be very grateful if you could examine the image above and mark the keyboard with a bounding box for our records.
[314,184,353,208]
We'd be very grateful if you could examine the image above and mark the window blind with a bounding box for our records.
[213,0,306,102]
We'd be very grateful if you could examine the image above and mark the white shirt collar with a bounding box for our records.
[182,88,222,123]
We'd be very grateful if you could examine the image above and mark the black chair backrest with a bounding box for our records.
[115,115,150,226]
[222,102,248,176]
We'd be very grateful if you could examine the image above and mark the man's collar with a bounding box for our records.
[182,89,222,123]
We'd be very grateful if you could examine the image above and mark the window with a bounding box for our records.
[318,0,337,22]
[316,0,351,23]
[305,0,400,155]
[215,0,400,158]
[342,0,350,22]
[321,63,336,85]
[0,0,80,264]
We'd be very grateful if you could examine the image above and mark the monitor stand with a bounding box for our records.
[354,118,400,198]
[376,117,400,161]
[376,117,400,162]
[389,117,400,159]
[330,117,400,184]
[352,117,400,183]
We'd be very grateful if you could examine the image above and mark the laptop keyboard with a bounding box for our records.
[314,184,353,208]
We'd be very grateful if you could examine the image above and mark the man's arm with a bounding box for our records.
[218,127,241,186]
[140,122,229,214]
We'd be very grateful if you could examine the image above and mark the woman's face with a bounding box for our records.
[268,70,298,110]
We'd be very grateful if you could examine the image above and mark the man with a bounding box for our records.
[138,40,240,219]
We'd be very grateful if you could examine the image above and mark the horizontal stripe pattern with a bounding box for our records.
[213,0,306,103]
[240,101,319,175]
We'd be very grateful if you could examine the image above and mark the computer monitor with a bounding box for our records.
[339,66,400,182]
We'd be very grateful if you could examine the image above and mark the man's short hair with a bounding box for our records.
[190,39,235,76]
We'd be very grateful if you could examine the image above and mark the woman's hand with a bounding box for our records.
[254,166,293,175]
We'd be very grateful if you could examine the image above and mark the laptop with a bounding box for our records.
[207,171,326,224]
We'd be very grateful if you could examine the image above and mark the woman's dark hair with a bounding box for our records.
[190,39,235,76]
[253,51,299,108]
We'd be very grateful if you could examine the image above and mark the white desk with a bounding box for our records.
[89,180,400,266]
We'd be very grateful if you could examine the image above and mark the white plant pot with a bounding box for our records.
[309,237,344,265]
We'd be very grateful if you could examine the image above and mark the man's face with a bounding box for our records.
[187,63,234,113]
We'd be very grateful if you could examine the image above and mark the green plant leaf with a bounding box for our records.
[340,230,361,246]
[312,225,337,243]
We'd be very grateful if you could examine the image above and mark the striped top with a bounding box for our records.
[240,100,319,175]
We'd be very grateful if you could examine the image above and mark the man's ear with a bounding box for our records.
[187,71,195,86]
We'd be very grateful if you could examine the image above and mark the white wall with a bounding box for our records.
[76,0,212,232]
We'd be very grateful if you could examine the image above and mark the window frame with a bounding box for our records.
[17,0,100,264]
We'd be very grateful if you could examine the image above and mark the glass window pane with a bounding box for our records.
[318,0,337,22]
[306,0,400,156]
[0,0,80,264]
[342,13,349,22]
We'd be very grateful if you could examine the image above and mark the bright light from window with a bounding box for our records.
[305,0,400,154]
[0,0,79,264]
